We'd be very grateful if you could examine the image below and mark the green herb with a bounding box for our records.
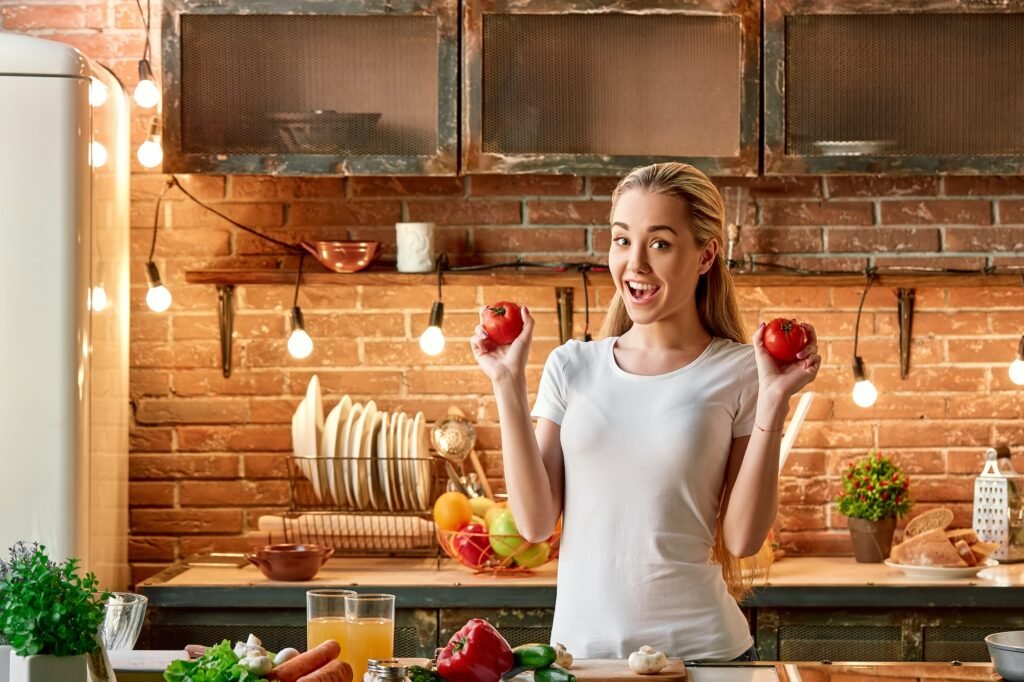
[836,449,913,521]
[164,640,265,682]
[0,542,110,657]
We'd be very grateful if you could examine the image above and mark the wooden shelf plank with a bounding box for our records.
[185,268,1024,288]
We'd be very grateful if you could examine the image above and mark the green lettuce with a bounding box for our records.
[163,640,266,682]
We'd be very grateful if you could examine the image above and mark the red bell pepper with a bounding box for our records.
[436,618,514,682]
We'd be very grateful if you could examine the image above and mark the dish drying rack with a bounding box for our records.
[271,457,447,558]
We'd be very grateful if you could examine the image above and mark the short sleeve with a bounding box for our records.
[732,352,759,438]
[531,344,570,425]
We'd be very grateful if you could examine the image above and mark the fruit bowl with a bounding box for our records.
[438,527,561,575]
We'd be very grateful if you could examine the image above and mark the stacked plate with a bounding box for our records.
[290,375,433,512]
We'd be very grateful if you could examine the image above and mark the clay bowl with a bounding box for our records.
[245,543,333,581]
[301,240,381,273]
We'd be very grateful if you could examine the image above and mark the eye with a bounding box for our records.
[651,239,670,251]
[612,236,630,247]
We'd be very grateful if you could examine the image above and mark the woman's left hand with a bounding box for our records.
[752,321,821,398]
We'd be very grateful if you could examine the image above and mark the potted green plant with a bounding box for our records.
[837,450,913,563]
[0,542,109,682]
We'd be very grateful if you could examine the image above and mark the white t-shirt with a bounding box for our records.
[531,335,758,661]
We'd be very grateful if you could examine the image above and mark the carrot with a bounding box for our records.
[297,659,353,682]
[267,640,342,682]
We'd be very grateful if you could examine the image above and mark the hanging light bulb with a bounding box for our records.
[1010,336,1024,386]
[145,261,172,312]
[851,356,878,408]
[419,301,446,356]
[90,140,108,168]
[137,117,163,168]
[287,307,314,359]
[134,59,160,108]
[89,77,108,107]
[90,285,108,312]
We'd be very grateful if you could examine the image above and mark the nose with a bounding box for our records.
[627,243,650,274]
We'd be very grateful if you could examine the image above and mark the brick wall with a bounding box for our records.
[4,6,1024,584]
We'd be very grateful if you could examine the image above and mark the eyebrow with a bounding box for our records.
[610,222,678,236]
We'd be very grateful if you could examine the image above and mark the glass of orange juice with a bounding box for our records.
[344,593,395,681]
[306,589,356,664]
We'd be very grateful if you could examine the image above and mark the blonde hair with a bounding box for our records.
[598,162,753,601]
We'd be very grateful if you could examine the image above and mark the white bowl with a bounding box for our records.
[986,631,1024,681]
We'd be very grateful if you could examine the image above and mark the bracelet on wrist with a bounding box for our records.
[753,420,784,433]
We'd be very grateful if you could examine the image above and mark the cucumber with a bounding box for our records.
[533,665,577,682]
[501,643,559,679]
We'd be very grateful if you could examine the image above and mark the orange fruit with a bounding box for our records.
[433,492,474,532]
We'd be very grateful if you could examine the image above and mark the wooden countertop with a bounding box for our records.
[138,556,1024,609]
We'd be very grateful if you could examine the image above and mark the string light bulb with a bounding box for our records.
[90,140,107,168]
[419,302,446,356]
[852,356,878,408]
[145,261,172,312]
[287,307,314,359]
[137,117,163,168]
[1010,336,1024,386]
[134,59,160,108]
[89,77,108,107]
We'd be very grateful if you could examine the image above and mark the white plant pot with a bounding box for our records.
[0,645,11,682]
[9,653,87,682]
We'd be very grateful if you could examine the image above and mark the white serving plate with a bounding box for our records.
[884,558,997,580]
[339,403,363,510]
[352,401,376,510]
[364,410,383,510]
[376,411,392,511]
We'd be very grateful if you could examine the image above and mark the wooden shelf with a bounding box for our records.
[185,268,1024,288]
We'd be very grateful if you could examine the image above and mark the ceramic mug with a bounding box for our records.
[395,222,435,273]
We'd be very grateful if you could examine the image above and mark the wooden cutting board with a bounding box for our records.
[566,658,687,680]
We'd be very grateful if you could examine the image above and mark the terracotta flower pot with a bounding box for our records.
[847,516,898,563]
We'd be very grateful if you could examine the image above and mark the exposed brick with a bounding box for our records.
[173,314,285,340]
[877,421,990,448]
[877,311,988,337]
[180,536,258,557]
[231,176,346,200]
[947,338,1019,363]
[303,312,404,337]
[129,482,176,508]
[129,537,177,563]
[470,175,584,197]
[873,255,988,270]
[830,393,945,421]
[1,4,95,29]
[173,370,286,397]
[130,454,240,480]
[290,370,404,396]
[740,226,822,254]
[287,201,402,226]
[718,176,824,198]
[945,227,1024,252]
[780,451,826,477]
[589,177,621,196]
[131,509,243,534]
[366,284,476,311]
[474,227,586,252]
[131,370,171,399]
[776,506,827,532]
[910,477,975,502]
[760,200,874,226]
[527,200,611,225]
[945,176,1024,196]
[177,425,290,452]
[243,338,360,368]
[406,200,521,225]
[879,200,992,225]
[949,287,1024,308]
[829,227,939,253]
[180,480,290,507]
[167,201,285,230]
[136,397,250,425]
[1000,200,1024,224]
[827,176,941,198]
[131,564,168,585]
[348,177,464,198]
[990,311,1024,334]
[248,398,302,424]
[129,427,173,452]
[242,454,290,479]
[777,531,851,556]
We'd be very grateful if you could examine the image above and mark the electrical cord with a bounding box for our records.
[147,178,174,263]
[852,268,878,360]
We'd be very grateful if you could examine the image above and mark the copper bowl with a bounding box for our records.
[301,240,381,273]
[244,543,333,581]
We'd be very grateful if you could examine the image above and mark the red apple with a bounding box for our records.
[452,523,492,567]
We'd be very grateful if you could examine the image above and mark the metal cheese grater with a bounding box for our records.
[972,445,1024,563]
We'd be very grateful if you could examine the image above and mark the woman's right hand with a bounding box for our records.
[470,305,534,384]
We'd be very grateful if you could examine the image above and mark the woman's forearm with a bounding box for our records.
[722,388,790,556]
[491,375,561,542]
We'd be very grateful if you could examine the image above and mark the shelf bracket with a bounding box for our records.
[555,287,574,344]
[217,284,235,378]
[897,288,915,379]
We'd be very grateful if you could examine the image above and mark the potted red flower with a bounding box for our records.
[836,450,913,562]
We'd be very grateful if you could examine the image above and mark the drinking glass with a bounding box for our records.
[345,593,395,681]
[100,593,148,651]
[306,589,356,664]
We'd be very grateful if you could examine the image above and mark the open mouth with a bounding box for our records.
[625,280,661,304]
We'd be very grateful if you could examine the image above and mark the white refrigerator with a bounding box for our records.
[0,32,130,591]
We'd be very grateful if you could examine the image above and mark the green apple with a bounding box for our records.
[470,495,496,521]
[514,541,550,569]
[488,509,525,558]
[484,502,507,528]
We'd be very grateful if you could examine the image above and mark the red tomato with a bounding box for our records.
[763,318,809,363]
[482,301,523,345]
[452,523,492,567]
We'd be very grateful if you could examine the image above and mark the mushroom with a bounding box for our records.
[274,648,301,666]
[555,642,573,669]
[628,645,668,675]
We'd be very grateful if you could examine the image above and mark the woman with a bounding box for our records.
[470,162,820,662]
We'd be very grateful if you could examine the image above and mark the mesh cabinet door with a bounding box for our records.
[464,0,760,176]
[163,0,458,175]
[765,0,1024,174]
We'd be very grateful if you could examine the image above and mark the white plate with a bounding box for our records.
[292,398,326,501]
[323,396,351,506]
[402,417,416,510]
[392,412,407,511]
[376,412,392,511]
[884,558,998,580]
[365,411,384,510]
[340,403,363,510]
[351,401,375,510]
[305,375,324,443]
[413,412,432,510]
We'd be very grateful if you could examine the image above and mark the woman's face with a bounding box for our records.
[608,190,717,327]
